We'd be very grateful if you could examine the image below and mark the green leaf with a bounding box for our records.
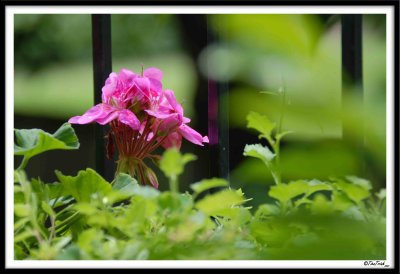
[332,190,354,211]
[305,179,333,197]
[190,178,229,196]
[130,185,160,199]
[276,131,294,142]
[41,201,56,217]
[309,194,334,214]
[55,168,112,203]
[269,180,309,203]
[335,180,370,204]
[195,189,245,216]
[14,229,35,243]
[159,148,197,180]
[243,144,275,165]
[375,189,386,200]
[246,111,276,142]
[254,204,281,219]
[112,173,139,198]
[14,123,79,168]
[345,176,372,190]
[74,203,98,215]
[14,204,31,217]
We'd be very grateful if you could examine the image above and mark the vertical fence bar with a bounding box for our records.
[207,15,230,181]
[341,14,364,173]
[91,14,114,181]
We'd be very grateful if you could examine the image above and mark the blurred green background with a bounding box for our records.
[14,14,386,207]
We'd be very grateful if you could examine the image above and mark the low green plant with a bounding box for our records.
[14,117,386,260]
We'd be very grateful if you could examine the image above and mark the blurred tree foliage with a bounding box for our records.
[14,15,197,119]
[200,14,387,192]
[14,14,182,72]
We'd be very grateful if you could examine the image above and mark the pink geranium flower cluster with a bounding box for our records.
[69,67,208,188]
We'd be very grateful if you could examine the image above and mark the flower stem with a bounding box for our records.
[169,176,178,193]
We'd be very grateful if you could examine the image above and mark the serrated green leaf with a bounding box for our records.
[335,180,370,204]
[305,179,333,197]
[309,194,334,214]
[255,204,281,219]
[55,168,112,203]
[160,148,197,180]
[14,123,79,168]
[243,144,275,166]
[269,180,309,203]
[195,189,245,216]
[190,178,229,195]
[246,111,276,142]
[345,176,372,190]
[332,190,354,211]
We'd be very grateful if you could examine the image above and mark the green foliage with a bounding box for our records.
[55,169,112,203]
[159,147,197,193]
[243,144,275,165]
[14,123,386,260]
[246,111,276,144]
[190,178,229,198]
[14,123,79,169]
[242,110,386,259]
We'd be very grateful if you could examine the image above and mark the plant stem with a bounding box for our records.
[55,211,79,233]
[170,176,178,193]
[17,157,29,170]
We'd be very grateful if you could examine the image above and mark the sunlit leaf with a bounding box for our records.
[55,168,112,203]
[190,178,229,196]
[345,176,372,190]
[14,204,31,217]
[269,180,309,203]
[195,189,245,216]
[243,144,275,166]
[160,148,197,180]
[246,111,276,142]
[335,180,370,204]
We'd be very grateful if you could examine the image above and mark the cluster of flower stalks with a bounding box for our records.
[69,67,208,188]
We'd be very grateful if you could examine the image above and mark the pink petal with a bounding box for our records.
[145,109,172,119]
[179,124,206,146]
[101,72,118,103]
[68,104,115,125]
[161,132,182,150]
[149,78,162,95]
[164,89,183,116]
[158,113,182,132]
[134,77,151,100]
[117,109,141,130]
[144,67,163,81]
[119,68,137,82]
[203,136,209,143]
[96,110,120,125]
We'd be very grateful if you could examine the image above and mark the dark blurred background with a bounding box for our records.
[14,14,386,207]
